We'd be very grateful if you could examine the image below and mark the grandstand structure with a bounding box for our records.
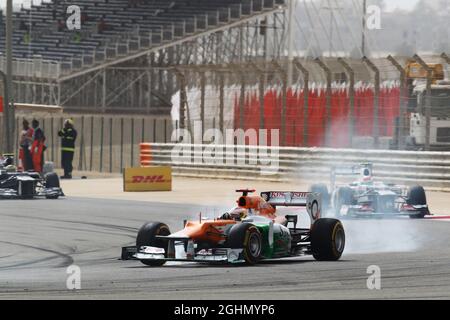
[0,0,286,114]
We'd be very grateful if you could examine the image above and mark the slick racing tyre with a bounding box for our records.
[334,187,354,217]
[407,185,427,219]
[136,222,171,266]
[45,172,60,199]
[309,184,330,213]
[227,223,262,265]
[311,218,345,261]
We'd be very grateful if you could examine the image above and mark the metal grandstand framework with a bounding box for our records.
[6,1,288,114]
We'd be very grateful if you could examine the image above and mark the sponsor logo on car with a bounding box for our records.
[270,191,309,198]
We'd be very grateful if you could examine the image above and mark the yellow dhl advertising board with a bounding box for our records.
[123,167,172,192]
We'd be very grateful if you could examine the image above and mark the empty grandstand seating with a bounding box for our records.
[0,0,284,75]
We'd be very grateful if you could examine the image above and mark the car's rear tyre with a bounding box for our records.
[45,172,60,199]
[334,187,354,217]
[227,223,262,265]
[309,184,330,213]
[311,218,345,261]
[136,222,171,266]
[407,185,427,219]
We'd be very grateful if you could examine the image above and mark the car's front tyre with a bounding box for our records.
[136,222,171,266]
[407,185,428,219]
[45,172,60,199]
[227,223,262,265]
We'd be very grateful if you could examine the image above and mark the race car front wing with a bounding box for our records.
[0,187,64,199]
[121,245,245,264]
[339,204,430,218]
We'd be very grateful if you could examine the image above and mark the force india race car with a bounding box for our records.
[121,189,345,265]
[309,163,430,219]
[0,154,63,199]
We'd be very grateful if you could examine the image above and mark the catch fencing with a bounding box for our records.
[171,54,450,151]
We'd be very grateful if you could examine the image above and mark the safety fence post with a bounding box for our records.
[219,72,225,134]
[78,116,85,171]
[42,118,46,140]
[15,116,19,162]
[363,57,380,148]
[249,61,266,131]
[387,55,407,150]
[102,68,107,113]
[109,117,113,173]
[337,58,355,147]
[0,69,14,154]
[120,117,124,173]
[239,70,246,134]
[141,118,145,143]
[315,58,332,147]
[59,117,63,167]
[164,118,168,143]
[413,54,432,151]
[99,116,104,172]
[173,68,187,130]
[89,116,94,171]
[131,118,135,167]
[51,117,55,162]
[199,71,206,143]
[153,118,157,143]
[272,61,288,147]
[293,58,309,147]
[230,64,246,137]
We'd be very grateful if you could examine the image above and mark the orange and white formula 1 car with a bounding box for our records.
[121,189,345,265]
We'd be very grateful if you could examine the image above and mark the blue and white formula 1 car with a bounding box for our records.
[0,154,63,199]
[309,163,430,219]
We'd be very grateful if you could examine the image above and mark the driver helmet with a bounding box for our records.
[5,165,17,172]
[360,167,373,183]
[3,156,13,167]
[227,207,248,220]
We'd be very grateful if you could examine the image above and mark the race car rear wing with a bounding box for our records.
[260,191,322,222]
[330,163,373,190]
[260,191,310,206]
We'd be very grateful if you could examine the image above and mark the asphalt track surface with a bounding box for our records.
[1,196,450,300]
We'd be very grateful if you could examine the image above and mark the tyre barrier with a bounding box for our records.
[140,143,152,167]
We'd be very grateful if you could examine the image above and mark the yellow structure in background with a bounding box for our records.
[123,166,172,192]
[405,62,444,83]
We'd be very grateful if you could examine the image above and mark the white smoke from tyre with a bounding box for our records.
[342,219,424,254]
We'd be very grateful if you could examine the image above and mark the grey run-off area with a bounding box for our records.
[1,177,450,299]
